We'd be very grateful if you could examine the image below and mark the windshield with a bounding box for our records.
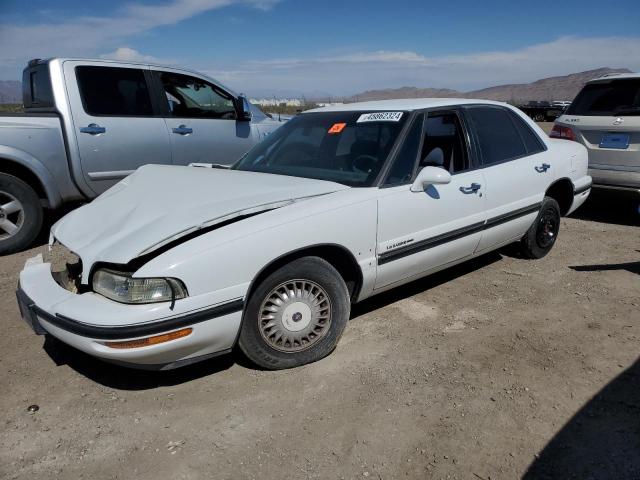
[233,111,409,187]
[567,79,640,116]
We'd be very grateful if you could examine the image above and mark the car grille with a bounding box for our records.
[44,241,82,293]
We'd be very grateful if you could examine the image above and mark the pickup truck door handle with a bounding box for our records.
[172,125,193,135]
[459,183,481,194]
[535,163,551,173]
[80,123,106,135]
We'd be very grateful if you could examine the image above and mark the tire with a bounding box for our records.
[0,173,43,255]
[520,197,561,259]
[238,256,350,370]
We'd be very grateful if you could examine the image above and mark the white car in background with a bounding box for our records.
[552,72,640,194]
[17,99,591,371]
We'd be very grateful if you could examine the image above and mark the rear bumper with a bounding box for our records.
[17,259,244,369]
[588,166,640,193]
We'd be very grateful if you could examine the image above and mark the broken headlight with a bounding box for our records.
[92,269,188,304]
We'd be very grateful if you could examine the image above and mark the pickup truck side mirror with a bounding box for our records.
[410,166,452,192]
[235,95,252,122]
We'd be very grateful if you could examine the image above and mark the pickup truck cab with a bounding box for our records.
[0,58,284,254]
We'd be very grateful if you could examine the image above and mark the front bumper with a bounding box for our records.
[17,259,245,370]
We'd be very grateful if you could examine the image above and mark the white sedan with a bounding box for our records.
[17,99,592,370]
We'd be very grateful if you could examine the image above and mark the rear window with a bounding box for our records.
[76,66,153,117]
[22,64,54,109]
[567,79,640,116]
[466,106,527,166]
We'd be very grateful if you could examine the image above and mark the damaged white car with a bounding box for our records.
[17,99,591,370]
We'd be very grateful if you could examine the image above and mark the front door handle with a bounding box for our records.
[80,123,106,135]
[172,125,193,135]
[535,163,551,173]
[459,183,481,194]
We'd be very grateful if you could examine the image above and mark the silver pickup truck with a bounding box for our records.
[0,58,284,254]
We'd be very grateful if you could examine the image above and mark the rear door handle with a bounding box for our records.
[172,125,193,135]
[80,123,106,135]
[459,183,481,194]
[535,163,551,173]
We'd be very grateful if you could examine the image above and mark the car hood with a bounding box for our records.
[52,164,348,271]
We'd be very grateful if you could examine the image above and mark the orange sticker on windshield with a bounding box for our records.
[328,122,347,134]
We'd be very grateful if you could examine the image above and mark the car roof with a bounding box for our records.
[305,98,510,113]
[588,72,640,83]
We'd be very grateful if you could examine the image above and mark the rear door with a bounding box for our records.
[464,105,551,253]
[63,61,172,195]
[375,110,487,290]
[152,69,259,166]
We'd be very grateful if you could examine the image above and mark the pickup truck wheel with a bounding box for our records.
[238,256,350,370]
[0,173,43,255]
[520,197,561,259]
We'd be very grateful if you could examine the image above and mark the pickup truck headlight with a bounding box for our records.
[92,269,187,304]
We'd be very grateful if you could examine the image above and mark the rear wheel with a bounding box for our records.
[238,256,350,370]
[0,173,43,255]
[520,197,561,259]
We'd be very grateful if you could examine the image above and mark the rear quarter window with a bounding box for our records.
[508,111,546,155]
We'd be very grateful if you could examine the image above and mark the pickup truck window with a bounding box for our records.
[157,72,236,120]
[76,66,153,117]
[22,63,54,109]
[466,106,528,166]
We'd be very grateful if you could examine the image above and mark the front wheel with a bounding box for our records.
[520,197,561,259]
[0,173,43,255]
[238,257,350,370]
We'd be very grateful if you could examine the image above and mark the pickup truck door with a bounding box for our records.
[375,111,487,290]
[463,106,551,253]
[63,61,172,195]
[151,70,258,166]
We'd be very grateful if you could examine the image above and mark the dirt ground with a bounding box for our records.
[1,189,639,480]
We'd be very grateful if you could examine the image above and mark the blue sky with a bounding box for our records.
[1,0,639,96]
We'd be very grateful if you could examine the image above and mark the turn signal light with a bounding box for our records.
[104,328,193,349]
[550,125,576,141]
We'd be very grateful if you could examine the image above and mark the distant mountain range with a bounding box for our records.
[0,80,21,103]
[345,68,632,103]
[0,67,633,105]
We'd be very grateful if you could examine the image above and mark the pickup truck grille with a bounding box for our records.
[44,242,82,293]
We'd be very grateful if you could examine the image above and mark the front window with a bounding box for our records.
[157,71,237,119]
[233,111,409,187]
[567,79,640,116]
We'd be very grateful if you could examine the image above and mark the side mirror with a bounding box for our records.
[235,95,252,121]
[410,166,452,192]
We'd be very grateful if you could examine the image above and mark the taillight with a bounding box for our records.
[550,124,576,141]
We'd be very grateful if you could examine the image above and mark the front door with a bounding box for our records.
[153,70,258,166]
[375,111,487,290]
[63,61,172,195]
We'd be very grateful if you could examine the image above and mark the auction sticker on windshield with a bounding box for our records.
[357,112,403,123]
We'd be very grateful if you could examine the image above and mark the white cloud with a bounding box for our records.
[99,47,169,64]
[202,36,640,96]
[0,0,280,76]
